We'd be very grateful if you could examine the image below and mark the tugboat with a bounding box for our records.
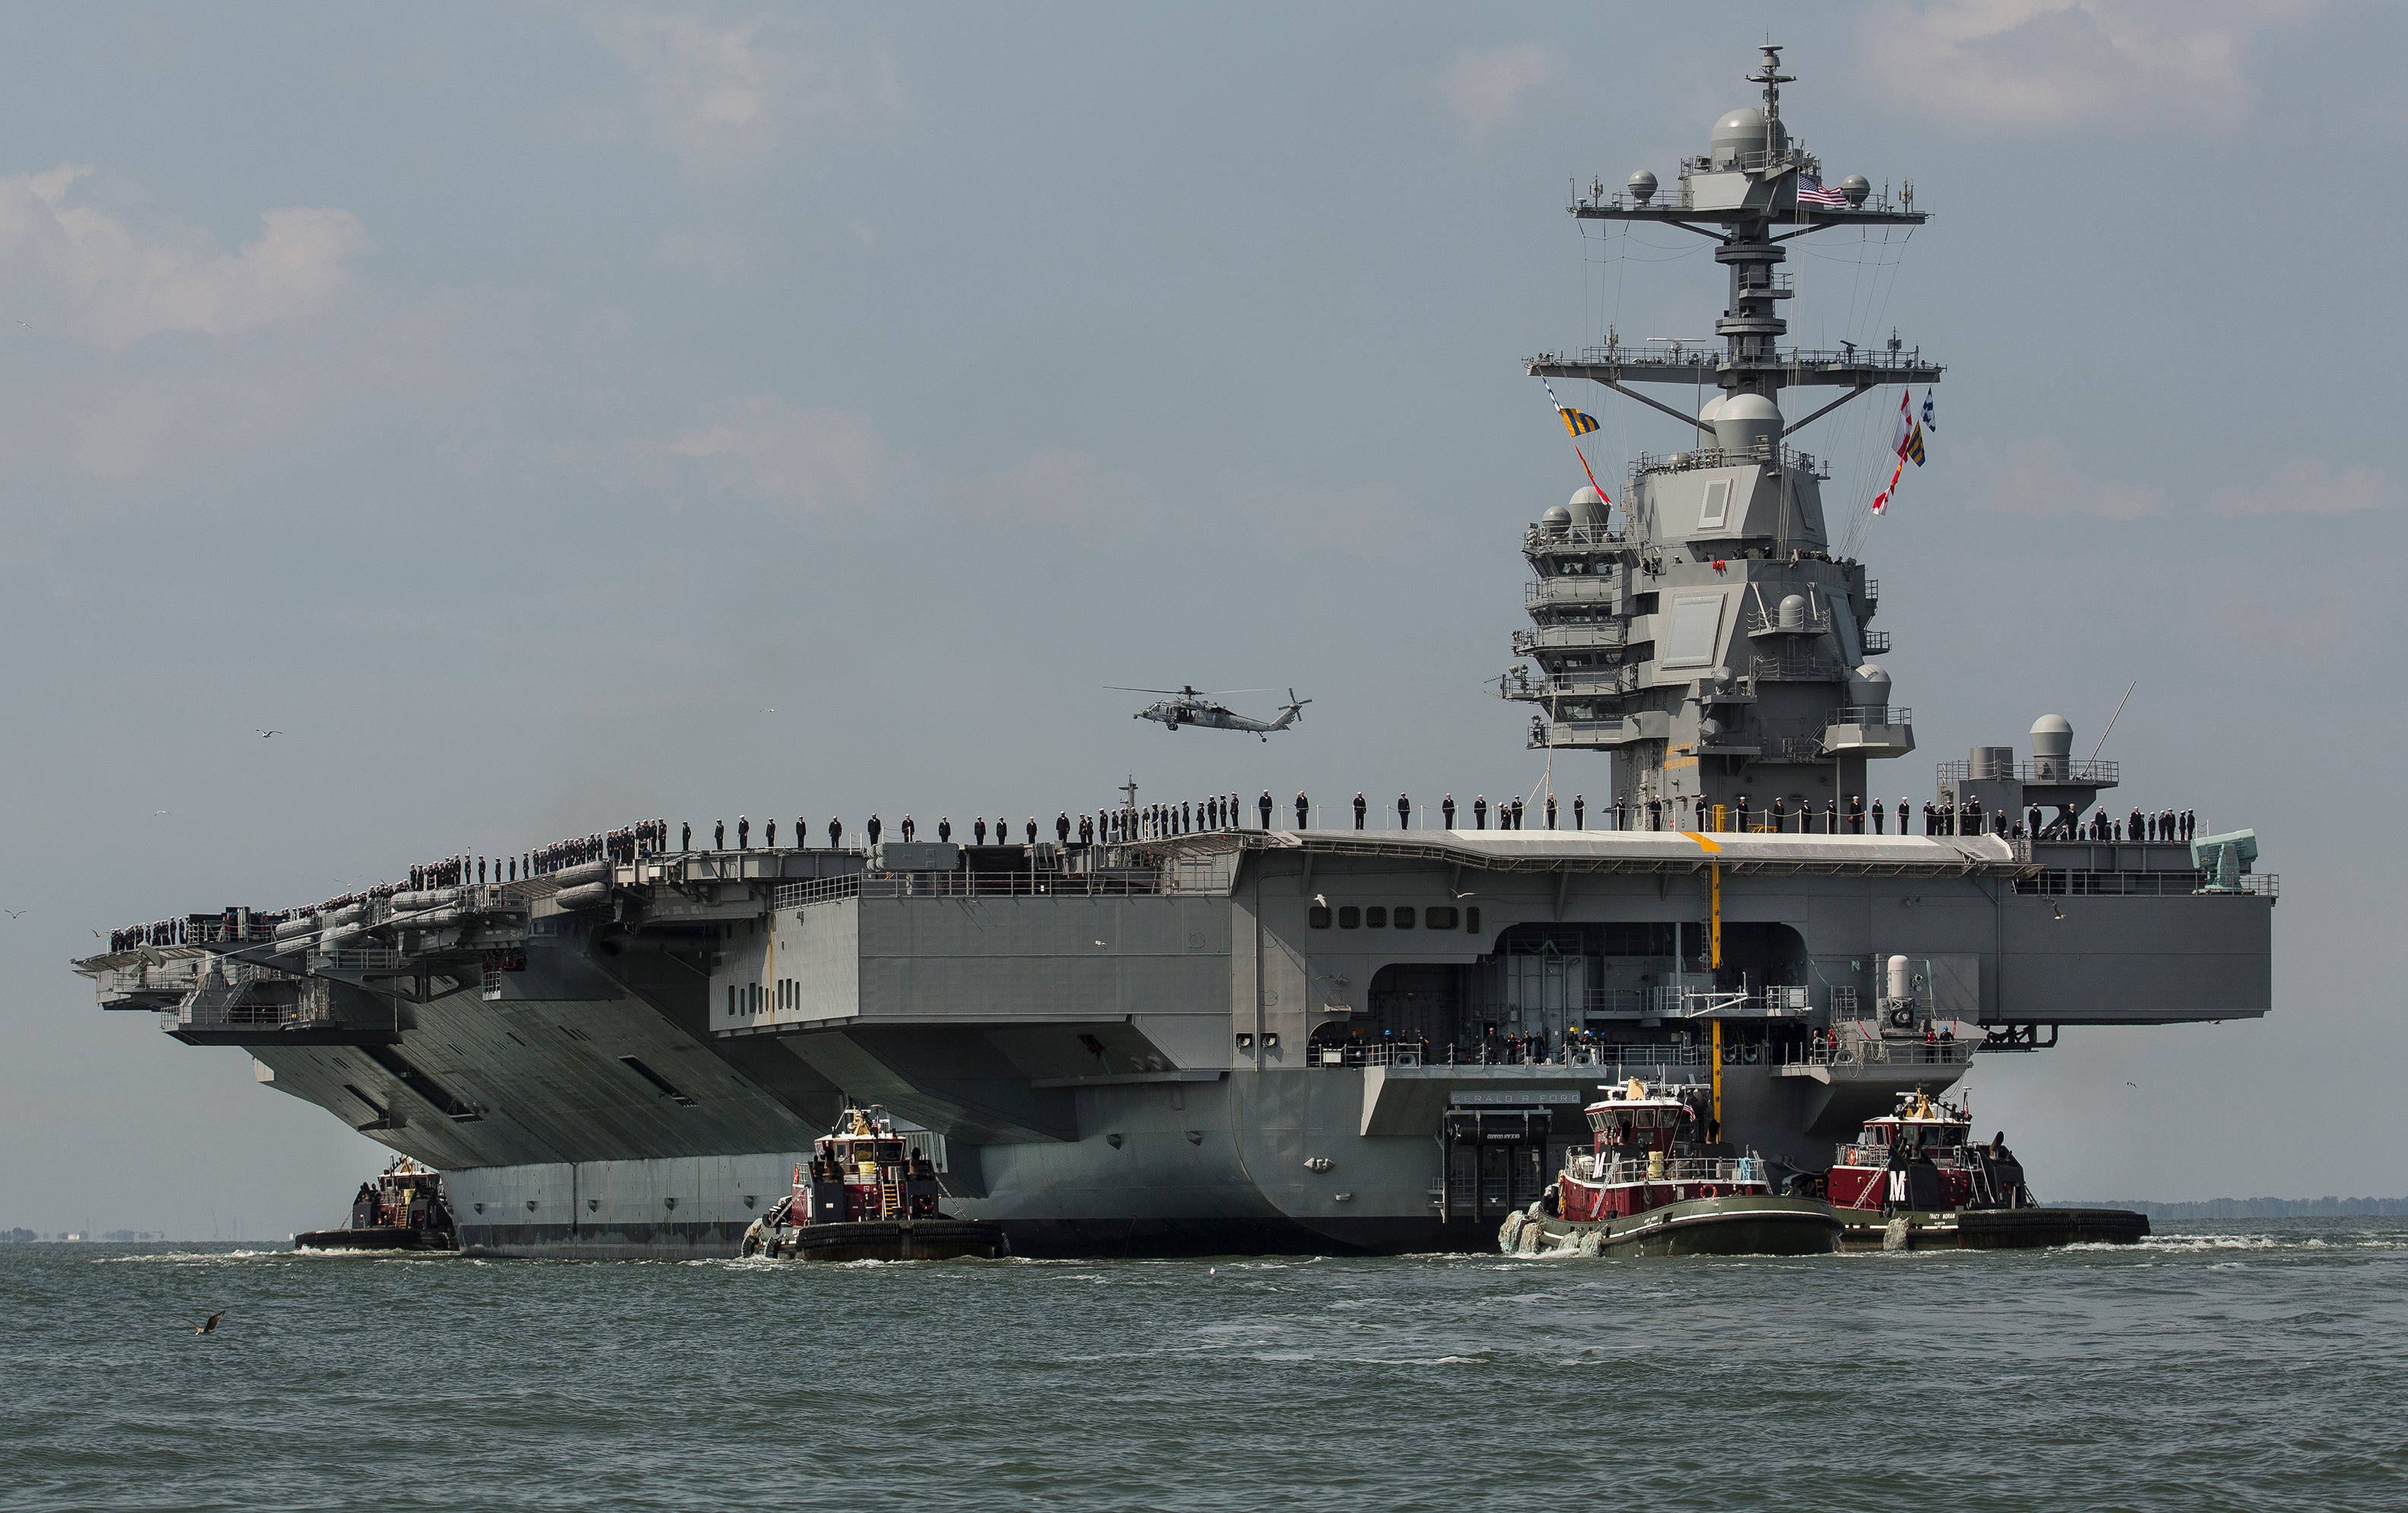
[740,1105,1009,1261]
[1818,1091,2150,1249]
[1503,1080,1841,1258]
[294,1156,458,1251]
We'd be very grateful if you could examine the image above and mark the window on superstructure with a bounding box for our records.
[1365,906,1386,928]
[1308,905,1331,928]
[1424,906,1457,929]
[1394,906,1415,929]
[1339,907,1360,929]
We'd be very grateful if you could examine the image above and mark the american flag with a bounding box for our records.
[1797,177,1849,208]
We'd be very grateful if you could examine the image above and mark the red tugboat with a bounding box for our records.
[294,1156,458,1251]
[1820,1091,2149,1249]
[1503,1080,1841,1258]
[741,1105,1009,1261]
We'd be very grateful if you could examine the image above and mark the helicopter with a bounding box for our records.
[1114,686,1311,740]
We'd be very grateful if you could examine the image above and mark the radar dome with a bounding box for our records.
[1847,663,1892,710]
[1541,504,1573,531]
[1568,486,1608,528]
[1627,170,1657,203]
[1840,174,1871,206]
[2030,714,2074,779]
[1697,394,1725,442]
[1778,594,1808,630]
[1709,107,1783,169]
[1711,392,1782,457]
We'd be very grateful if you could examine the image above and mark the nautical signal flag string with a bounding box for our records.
[1869,388,1934,517]
[1541,379,1611,509]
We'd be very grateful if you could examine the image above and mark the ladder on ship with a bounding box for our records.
[879,1175,901,1220]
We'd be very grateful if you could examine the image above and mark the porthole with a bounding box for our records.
[1308,905,1332,928]
[1339,906,1361,929]
[1394,906,1415,929]
[1364,906,1387,928]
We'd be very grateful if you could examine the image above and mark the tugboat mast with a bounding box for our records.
[1511,46,1942,831]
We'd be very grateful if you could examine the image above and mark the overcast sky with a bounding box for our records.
[2,2,2400,1236]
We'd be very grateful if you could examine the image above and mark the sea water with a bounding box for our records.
[2,1221,2400,1511]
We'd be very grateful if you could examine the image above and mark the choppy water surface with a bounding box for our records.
[4,1221,2403,1511]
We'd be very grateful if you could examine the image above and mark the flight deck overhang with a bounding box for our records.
[1142,828,2029,881]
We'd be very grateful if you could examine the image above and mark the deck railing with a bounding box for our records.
[1310,1042,1427,1068]
[1777,1039,1974,1070]
[775,870,1165,911]
[1937,757,2119,785]
[2014,870,2277,900]
[1566,1153,1770,1185]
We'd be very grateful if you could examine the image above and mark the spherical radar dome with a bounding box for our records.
[1541,505,1573,529]
[1709,106,1783,168]
[1711,392,1782,456]
[1568,486,1608,528]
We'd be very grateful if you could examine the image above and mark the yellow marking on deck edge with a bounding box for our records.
[1680,830,1723,853]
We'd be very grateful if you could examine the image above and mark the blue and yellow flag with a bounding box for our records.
[1558,406,1600,437]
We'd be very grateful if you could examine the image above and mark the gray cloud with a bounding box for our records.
[646,394,905,514]
[2212,458,2397,518]
[1858,0,2321,132]
[596,11,904,179]
[1436,43,1565,138]
[653,223,752,279]
[0,166,372,349]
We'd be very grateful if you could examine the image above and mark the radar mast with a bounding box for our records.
[1508,47,1938,832]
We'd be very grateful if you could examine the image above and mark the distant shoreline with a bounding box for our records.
[2077,1197,2408,1220]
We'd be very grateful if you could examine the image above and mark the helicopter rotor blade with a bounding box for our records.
[1108,685,1272,697]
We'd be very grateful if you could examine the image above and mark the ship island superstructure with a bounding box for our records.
[73,51,2275,1258]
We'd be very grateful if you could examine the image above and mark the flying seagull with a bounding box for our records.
[759,707,777,714]
[179,1310,227,1336]
[5,910,24,919]
[255,728,281,738]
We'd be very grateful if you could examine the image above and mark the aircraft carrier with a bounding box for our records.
[73,49,2275,1258]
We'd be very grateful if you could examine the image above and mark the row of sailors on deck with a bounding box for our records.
[98,793,2204,953]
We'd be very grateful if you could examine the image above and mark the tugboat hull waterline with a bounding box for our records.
[74,48,2270,1259]
[1508,1195,1840,1259]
